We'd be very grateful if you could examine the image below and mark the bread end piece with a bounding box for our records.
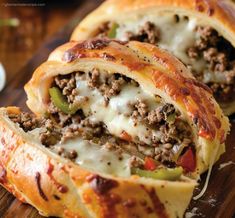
[0,107,196,218]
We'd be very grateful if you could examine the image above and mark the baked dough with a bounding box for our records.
[0,39,229,217]
[71,0,235,115]
[25,39,230,178]
[0,107,196,218]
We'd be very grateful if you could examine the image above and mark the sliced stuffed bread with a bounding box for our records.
[25,39,230,180]
[71,0,235,115]
[0,39,230,217]
[0,107,196,218]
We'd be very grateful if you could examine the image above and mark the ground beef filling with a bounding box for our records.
[97,21,160,45]
[8,112,40,132]
[187,26,235,103]
[96,21,235,103]
[8,70,194,168]
[125,21,160,44]
[96,21,112,38]
[44,70,194,167]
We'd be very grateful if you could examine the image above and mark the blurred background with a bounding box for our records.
[0,0,82,83]
[0,0,103,108]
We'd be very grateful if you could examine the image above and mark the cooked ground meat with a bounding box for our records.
[95,20,235,103]
[46,104,122,147]
[129,156,144,168]
[209,82,235,102]
[39,119,62,147]
[7,69,194,168]
[8,112,40,132]
[194,26,219,50]
[60,125,81,143]
[148,103,175,125]
[87,68,100,88]
[147,109,163,125]
[203,47,228,72]
[54,69,131,107]
[55,74,77,103]
[8,111,63,147]
[132,102,175,127]
[125,21,160,44]
[53,146,78,160]
[48,102,84,127]
[225,64,235,83]
[87,69,127,103]
[96,21,111,38]
[96,21,160,45]
[129,99,192,163]
[131,100,149,123]
[187,47,199,60]
[187,26,235,102]
[8,108,193,169]
[80,119,106,140]
[51,71,194,165]
[106,75,126,97]
[131,101,192,163]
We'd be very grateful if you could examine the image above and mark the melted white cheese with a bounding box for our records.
[76,79,163,144]
[29,128,131,177]
[28,78,167,178]
[185,207,202,218]
[115,13,227,83]
[202,70,228,83]
[59,139,131,177]
[218,161,235,170]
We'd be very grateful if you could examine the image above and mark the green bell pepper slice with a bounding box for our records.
[107,23,119,38]
[49,87,78,115]
[131,167,183,181]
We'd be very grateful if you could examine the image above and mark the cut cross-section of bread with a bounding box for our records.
[25,39,229,179]
[0,107,196,218]
[0,39,229,218]
[71,0,235,115]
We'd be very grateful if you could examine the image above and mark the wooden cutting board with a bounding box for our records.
[0,1,235,217]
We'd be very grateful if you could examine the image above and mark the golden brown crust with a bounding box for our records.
[71,0,235,47]
[26,39,229,142]
[70,0,235,116]
[0,107,196,218]
[25,39,230,177]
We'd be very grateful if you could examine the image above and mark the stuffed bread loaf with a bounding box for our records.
[25,39,229,178]
[0,107,196,218]
[0,39,229,217]
[71,0,235,115]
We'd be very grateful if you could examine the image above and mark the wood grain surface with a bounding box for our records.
[0,0,235,217]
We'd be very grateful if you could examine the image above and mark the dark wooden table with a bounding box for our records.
[0,0,234,217]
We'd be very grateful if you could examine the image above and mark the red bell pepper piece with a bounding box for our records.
[120,131,132,142]
[177,147,196,172]
[144,157,157,171]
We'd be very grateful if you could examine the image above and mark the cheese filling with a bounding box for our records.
[54,138,132,177]
[115,14,205,74]
[7,70,196,178]
[46,70,195,171]
[76,79,162,145]
[97,13,235,102]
